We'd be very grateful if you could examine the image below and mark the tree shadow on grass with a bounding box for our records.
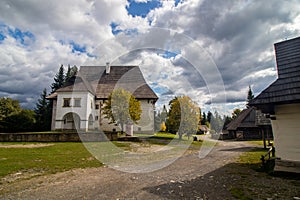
[142,162,300,200]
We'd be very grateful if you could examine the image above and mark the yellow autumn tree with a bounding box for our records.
[160,121,167,132]
[167,96,200,139]
[103,88,142,133]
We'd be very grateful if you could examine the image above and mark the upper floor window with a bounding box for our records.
[95,104,99,109]
[63,98,71,107]
[74,98,81,107]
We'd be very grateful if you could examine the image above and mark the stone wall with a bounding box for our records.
[0,132,118,142]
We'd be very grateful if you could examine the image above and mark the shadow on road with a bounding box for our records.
[142,162,300,200]
[219,146,265,152]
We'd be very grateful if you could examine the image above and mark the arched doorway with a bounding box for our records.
[62,112,80,130]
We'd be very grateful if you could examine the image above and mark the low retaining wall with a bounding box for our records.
[0,132,118,142]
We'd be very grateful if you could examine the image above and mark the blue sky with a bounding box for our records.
[0,0,299,116]
[126,0,162,18]
[0,24,35,45]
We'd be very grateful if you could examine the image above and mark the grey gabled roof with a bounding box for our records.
[51,65,158,100]
[249,36,300,112]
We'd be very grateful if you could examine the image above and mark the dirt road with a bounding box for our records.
[1,140,299,199]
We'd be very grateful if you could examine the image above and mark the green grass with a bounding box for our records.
[0,133,208,179]
[239,147,269,170]
[0,142,103,178]
[153,132,176,139]
[247,140,274,147]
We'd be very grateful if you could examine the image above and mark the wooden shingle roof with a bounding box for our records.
[249,36,300,113]
[52,65,158,101]
[226,107,258,131]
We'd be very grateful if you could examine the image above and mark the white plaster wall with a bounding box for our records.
[271,103,300,162]
[51,100,57,131]
[86,92,95,130]
[55,96,156,133]
[99,100,155,133]
[55,91,94,131]
[134,100,155,133]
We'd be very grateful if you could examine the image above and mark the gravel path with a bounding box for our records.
[1,140,299,200]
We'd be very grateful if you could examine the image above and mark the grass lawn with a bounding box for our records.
[0,133,208,179]
[247,139,274,147]
[0,142,104,178]
[239,147,269,170]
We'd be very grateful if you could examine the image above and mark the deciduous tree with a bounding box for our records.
[103,88,142,133]
[0,97,21,121]
[210,110,223,133]
[160,121,167,132]
[167,96,200,140]
[3,110,36,132]
[232,108,242,119]
[0,97,35,132]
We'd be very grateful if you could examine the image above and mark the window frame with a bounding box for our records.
[74,98,81,107]
[63,98,71,107]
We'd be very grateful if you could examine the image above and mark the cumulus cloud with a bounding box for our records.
[0,0,299,114]
[149,0,300,100]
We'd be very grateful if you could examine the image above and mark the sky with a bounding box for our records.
[0,0,299,116]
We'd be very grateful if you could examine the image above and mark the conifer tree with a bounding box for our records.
[247,85,254,107]
[51,64,65,92]
[65,64,71,83]
[65,65,78,83]
[35,88,51,131]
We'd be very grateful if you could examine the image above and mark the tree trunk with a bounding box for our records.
[121,122,124,134]
[178,132,182,140]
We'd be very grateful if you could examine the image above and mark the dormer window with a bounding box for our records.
[63,98,71,107]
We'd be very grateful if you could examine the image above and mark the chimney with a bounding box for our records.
[106,62,110,74]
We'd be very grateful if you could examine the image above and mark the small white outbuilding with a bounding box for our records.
[250,36,300,173]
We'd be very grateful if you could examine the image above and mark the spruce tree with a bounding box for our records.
[247,85,254,107]
[51,64,65,92]
[35,88,51,131]
[247,85,254,101]
[201,112,207,125]
[65,64,71,83]
[65,65,78,84]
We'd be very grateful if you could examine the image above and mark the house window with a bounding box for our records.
[63,98,71,107]
[95,104,99,109]
[74,98,81,107]
[95,116,98,120]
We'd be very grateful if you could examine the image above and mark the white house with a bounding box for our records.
[249,36,300,172]
[47,64,158,133]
